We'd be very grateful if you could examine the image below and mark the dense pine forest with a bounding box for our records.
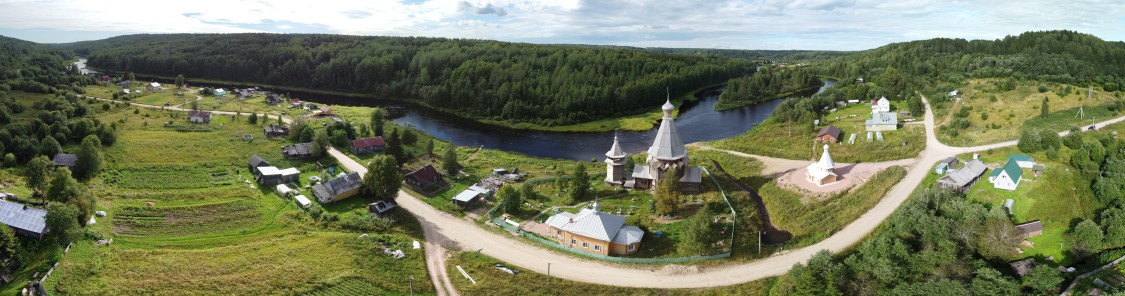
[0,36,92,95]
[64,34,755,126]
[815,30,1125,94]
[716,65,822,109]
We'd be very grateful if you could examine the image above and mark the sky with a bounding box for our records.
[0,0,1122,50]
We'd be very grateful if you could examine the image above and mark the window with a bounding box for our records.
[582,242,589,248]
[570,239,576,245]
[628,244,635,251]
[594,245,601,251]
[557,230,562,235]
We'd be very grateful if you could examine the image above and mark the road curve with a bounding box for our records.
[102,95,1125,288]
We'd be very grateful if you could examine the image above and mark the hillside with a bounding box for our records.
[0,35,90,95]
[816,30,1125,95]
[63,33,755,126]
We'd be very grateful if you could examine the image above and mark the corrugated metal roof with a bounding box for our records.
[0,200,46,235]
[560,209,625,242]
[612,225,644,245]
[939,159,986,187]
[648,100,687,161]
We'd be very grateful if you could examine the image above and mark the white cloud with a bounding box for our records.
[0,0,1121,50]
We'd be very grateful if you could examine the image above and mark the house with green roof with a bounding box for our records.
[1010,154,1036,168]
[989,157,1024,191]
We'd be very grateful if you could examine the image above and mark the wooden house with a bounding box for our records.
[543,202,644,256]
[0,200,47,239]
[263,124,289,138]
[404,164,442,192]
[312,172,362,203]
[282,142,314,159]
[815,125,841,143]
[350,137,385,154]
[53,153,77,172]
[188,110,212,124]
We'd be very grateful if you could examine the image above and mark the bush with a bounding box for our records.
[1038,84,1049,93]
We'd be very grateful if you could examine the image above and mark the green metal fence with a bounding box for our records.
[488,168,737,264]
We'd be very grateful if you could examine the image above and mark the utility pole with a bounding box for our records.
[758,231,762,255]
[409,274,414,296]
[547,262,551,286]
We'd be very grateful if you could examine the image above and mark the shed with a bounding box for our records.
[935,163,948,175]
[1010,258,1036,277]
[453,186,489,208]
[53,153,78,171]
[293,195,312,209]
[369,200,398,215]
[275,184,295,197]
[1016,221,1043,238]
[214,88,227,96]
[1003,199,1015,215]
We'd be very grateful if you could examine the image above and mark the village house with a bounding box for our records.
[350,137,386,154]
[404,164,443,192]
[865,111,898,131]
[256,166,301,185]
[248,155,270,176]
[146,82,162,91]
[618,97,703,194]
[188,110,212,124]
[213,88,227,96]
[236,89,251,99]
[815,125,841,144]
[263,124,289,138]
[989,156,1025,191]
[53,153,77,171]
[265,94,281,105]
[543,201,644,256]
[282,142,314,159]
[871,96,891,114]
[312,172,362,203]
[806,145,837,186]
[0,200,47,239]
[453,185,491,208]
[368,200,398,216]
[937,159,987,193]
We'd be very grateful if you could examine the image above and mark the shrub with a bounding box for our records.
[1038,84,1049,93]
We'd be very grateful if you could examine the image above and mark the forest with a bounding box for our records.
[0,35,93,96]
[64,34,756,126]
[717,65,822,109]
[814,30,1125,93]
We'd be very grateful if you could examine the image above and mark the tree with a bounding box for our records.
[25,155,52,194]
[47,168,81,203]
[1018,129,1042,153]
[361,155,402,201]
[45,203,81,245]
[190,99,199,111]
[127,72,135,82]
[402,129,417,145]
[974,211,1023,259]
[425,139,434,156]
[175,74,184,88]
[311,129,328,158]
[569,162,589,202]
[771,250,843,296]
[330,130,349,148]
[1023,264,1063,295]
[385,129,406,166]
[553,168,567,191]
[520,182,536,201]
[442,146,460,177]
[370,109,384,136]
[679,206,715,255]
[1063,128,1084,149]
[39,135,60,157]
[1040,96,1049,118]
[1038,84,1049,93]
[498,185,521,215]
[248,112,258,124]
[654,174,680,216]
[1070,219,1104,257]
[288,117,307,141]
[75,135,102,179]
[970,267,1020,296]
[0,226,15,259]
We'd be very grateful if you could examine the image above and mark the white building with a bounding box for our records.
[806,145,838,186]
[990,156,1027,191]
[623,96,703,194]
[871,96,891,114]
[603,134,628,186]
[865,111,898,131]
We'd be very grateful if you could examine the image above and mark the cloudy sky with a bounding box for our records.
[0,0,1122,50]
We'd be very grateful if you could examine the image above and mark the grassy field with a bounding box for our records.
[757,166,907,247]
[936,78,1121,146]
[711,114,925,162]
[964,147,1101,265]
[446,251,774,295]
[30,101,434,295]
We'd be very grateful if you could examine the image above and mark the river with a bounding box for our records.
[73,59,835,160]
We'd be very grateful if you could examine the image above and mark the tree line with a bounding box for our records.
[65,33,755,126]
[718,66,821,108]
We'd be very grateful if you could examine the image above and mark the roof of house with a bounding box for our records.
[351,137,385,149]
[53,153,77,167]
[938,159,987,187]
[940,157,959,166]
[370,200,398,214]
[1011,154,1034,162]
[264,125,288,134]
[406,164,441,182]
[679,166,703,183]
[816,125,841,139]
[1016,221,1043,235]
[283,142,314,156]
[248,155,270,168]
[453,187,485,202]
[322,172,361,195]
[188,110,212,119]
[1010,258,1036,276]
[605,134,627,158]
[648,99,687,161]
[294,195,312,207]
[276,184,293,193]
[998,158,1023,183]
[0,200,47,235]
[545,208,629,242]
[149,82,160,87]
[865,112,898,125]
[877,96,890,105]
[612,225,645,245]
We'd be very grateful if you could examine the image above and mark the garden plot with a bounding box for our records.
[112,199,265,237]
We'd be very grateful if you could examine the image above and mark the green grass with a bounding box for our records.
[937,78,1120,145]
[711,108,925,162]
[446,251,774,295]
[964,147,1101,265]
[758,166,907,247]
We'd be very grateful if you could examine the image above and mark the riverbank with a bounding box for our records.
[88,68,712,133]
[713,83,823,111]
